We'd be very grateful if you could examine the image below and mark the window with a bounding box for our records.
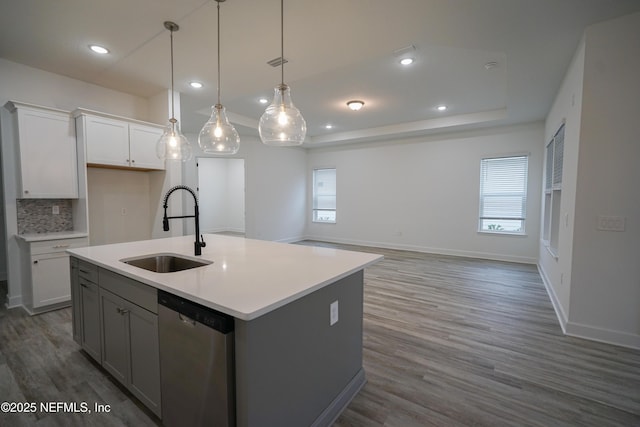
[312,168,336,223]
[479,155,529,234]
[543,124,564,255]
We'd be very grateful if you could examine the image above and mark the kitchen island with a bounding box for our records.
[68,234,382,427]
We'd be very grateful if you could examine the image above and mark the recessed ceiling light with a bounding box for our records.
[400,57,414,66]
[189,81,203,89]
[259,98,269,104]
[436,105,448,111]
[325,124,333,129]
[347,100,364,111]
[89,45,109,54]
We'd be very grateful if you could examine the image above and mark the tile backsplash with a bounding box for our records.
[17,199,73,234]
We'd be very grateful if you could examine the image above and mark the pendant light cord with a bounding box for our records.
[280,0,284,86]
[169,27,176,122]
[217,0,221,106]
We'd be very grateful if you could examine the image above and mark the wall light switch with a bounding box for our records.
[52,205,59,215]
[597,215,626,232]
[330,300,339,326]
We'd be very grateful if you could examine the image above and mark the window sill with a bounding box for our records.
[312,221,336,224]
[477,231,527,237]
[543,242,559,260]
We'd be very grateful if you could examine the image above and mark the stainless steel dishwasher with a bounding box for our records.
[158,290,235,427]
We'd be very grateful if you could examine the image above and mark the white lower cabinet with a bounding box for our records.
[22,237,88,313]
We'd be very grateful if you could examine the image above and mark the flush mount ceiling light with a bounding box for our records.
[258,0,307,146]
[325,124,333,129]
[436,105,448,111]
[400,57,414,66]
[89,44,109,54]
[156,21,192,162]
[347,100,364,111]
[189,81,203,89]
[199,0,240,155]
[258,98,269,104]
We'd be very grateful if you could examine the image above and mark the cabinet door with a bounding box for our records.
[31,253,71,308]
[100,289,129,385]
[129,304,162,417]
[83,115,129,167]
[16,107,78,198]
[79,278,102,363]
[70,258,82,345]
[129,123,164,170]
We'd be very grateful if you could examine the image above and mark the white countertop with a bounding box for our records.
[17,231,89,242]
[68,234,382,321]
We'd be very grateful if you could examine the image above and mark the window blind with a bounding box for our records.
[479,155,528,233]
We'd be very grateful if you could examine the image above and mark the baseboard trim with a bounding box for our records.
[302,235,537,264]
[311,368,366,427]
[537,263,568,334]
[565,321,640,350]
[537,264,639,350]
[5,294,22,310]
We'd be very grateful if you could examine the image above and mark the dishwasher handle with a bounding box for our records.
[158,290,234,334]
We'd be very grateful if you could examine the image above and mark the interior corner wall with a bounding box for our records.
[183,134,306,243]
[306,123,544,264]
[538,38,586,330]
[567,12,640,348]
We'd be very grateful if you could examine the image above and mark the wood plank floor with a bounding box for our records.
[1,241,639,426]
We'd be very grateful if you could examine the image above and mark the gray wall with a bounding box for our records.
[234,271,364,427]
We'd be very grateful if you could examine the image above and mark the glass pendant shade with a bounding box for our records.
[198,104,240,154]
[259,84,306,146]
[156,119,192,161]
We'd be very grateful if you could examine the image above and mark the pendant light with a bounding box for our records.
[198,0,240,155]
[258,0,306,146]
[156,21,193,162]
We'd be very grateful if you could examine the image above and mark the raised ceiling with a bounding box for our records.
[1,0,639,146]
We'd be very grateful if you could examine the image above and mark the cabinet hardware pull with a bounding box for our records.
[33,260,38,264]
[80,283,87,288]
[79,269,90,274]
[53,244,70,249]
[117,307,129,315]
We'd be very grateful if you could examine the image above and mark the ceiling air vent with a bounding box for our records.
[267,57,288,67]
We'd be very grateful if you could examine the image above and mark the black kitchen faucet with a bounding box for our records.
[162,185,206,256]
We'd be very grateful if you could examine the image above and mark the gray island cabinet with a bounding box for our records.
[68,234,382,427]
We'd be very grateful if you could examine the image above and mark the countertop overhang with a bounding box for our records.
[68,234,382,320]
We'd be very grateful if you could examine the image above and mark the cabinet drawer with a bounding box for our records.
[31,237,88,255]
[99,268,157,314]
[78,259,99,283]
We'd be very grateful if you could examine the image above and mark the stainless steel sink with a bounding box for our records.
[121,253,212,273]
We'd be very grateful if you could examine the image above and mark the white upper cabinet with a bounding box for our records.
[5,101,79,198]
[74,109,165,171]
[129,123,164,170]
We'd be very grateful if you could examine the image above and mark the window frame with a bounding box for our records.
[542,123,565,257]
[312,167,337,224]
[478,154,529,236]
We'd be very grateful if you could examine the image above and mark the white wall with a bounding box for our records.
[307,123,544,263]
[86,168,152,246]
[197,158,245,234]
[571,12,640,347]
[540,12,640,349]
[538,39,585,326]
[183,134,306,243]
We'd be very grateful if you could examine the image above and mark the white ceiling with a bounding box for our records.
[1,0,639,146]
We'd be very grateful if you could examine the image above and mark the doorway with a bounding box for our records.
[197,158,245,236]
